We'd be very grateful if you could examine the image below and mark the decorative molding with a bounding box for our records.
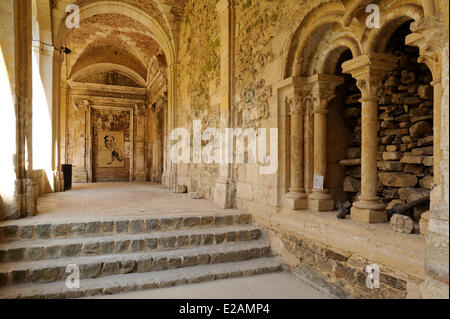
[73,99,90,111]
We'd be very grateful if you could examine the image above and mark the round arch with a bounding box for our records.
[70,63,147,87]
[363,4,424,53]
[314,34,362,75]
[55,1,176,67]
[282,2,346,78]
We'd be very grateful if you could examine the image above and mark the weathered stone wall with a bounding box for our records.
[267,228,410,298]
[172,0,448,298]
[176,0,221,199]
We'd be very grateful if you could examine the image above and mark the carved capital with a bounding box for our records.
[286,96,302,116]
[73,100,90,111]
[309,74,343,111]
[355,78,379,98]
[342,53,397,98]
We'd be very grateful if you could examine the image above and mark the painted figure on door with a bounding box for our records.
[98,131,125,168]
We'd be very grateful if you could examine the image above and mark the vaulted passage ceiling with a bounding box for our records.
[52,0,186,87]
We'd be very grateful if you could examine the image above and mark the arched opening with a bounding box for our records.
[31,0,54,195]
[375,21,434,223]
[0,0,18,220]
[326,49,362,204]
[58,9,170,185]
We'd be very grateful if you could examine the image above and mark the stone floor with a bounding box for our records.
[90,272,331,299]
[16,183,239,225]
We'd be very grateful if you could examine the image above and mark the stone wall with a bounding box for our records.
[176,0,221,199]
[267,228,411,298]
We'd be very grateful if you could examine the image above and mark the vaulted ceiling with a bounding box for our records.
[50,0,185,87]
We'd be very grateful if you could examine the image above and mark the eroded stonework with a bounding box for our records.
[0,0,448,299]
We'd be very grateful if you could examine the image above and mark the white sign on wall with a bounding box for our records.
[313,175,324,190]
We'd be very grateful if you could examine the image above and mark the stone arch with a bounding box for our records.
[69,45,148,82]
[315,34,362,75]
[70,64,147,88]
[55,1,176,67]
[282,2,346,78]
[363,4,424,54]
[53,1,177,189]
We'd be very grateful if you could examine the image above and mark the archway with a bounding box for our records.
[53,2,174,186]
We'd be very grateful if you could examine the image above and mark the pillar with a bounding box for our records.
[307,74,344,212]
[406,14,449,298]
[214,0,235,208]
[134,103,148,182]
[13,0,35,218]
[52,49,65,191]
[286,95,307,209]
[342,53,397,223]
[406,21,444,207]
[72,100,90,183]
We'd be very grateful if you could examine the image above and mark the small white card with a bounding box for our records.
[313,175,324,190]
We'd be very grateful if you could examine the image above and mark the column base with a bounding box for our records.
[134,171,147,182]
[308,190,334,212]
[286,191,308,210]
[351,200,387,223]
[214,180,231,209]
[53,171,64,193]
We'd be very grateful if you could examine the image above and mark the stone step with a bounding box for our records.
[0,213,252,241]
[0,240,272,286]
[0,225,262,263]
[0,257,283,299]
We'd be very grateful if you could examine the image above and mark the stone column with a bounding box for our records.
[134,103,148,182]
[72,100,90,183]
[214,0,235,208]
[342,53,397,223]
[286,95,307,209]
[13,0,35,218]
[406,14,449,299]
[307,74,344,212]
[52,49,65,191]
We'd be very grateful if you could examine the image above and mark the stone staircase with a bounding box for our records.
[0,213,282,299]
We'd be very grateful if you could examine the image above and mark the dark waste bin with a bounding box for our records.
[62,164,72,191]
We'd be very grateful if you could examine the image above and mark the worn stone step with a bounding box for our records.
[0,257,283,299]
[0,225,262,263]
[0,240,272,286]
[0,213,252,241]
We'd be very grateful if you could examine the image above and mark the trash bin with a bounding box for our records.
[62,164,72,191]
